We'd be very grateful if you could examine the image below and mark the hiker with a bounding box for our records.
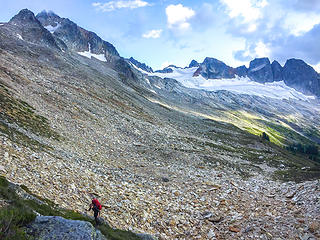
[87,198,102,225]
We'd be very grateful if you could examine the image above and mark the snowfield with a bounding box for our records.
[44,22,61,34]
[137,66,316,101]
[77,43,106,62]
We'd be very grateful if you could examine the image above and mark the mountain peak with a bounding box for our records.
[203,57,224,64]
[35,10,119,56]
[36,10,60,19]
[247,57,273,83]
[188,59,199,68]
[199,57,235,79]
[283,58,320,96]
[8,9,60,50]
[9,8,39,25]
[128,57,153,73]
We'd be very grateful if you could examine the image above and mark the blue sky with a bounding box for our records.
[1,0,320,71]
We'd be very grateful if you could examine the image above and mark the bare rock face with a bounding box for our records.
[248,57,273,83]
[8,9,59,49]
[283,58,320,97]
[234,65,248,77]
[26,216,107,240]
[197,57,235,79]
[188,59,200,68]
[36,10,119,58]
[128,57,153,73]
[271,60,283,82]
[155,66,174,73]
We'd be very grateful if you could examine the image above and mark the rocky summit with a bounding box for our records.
[0,9,320,240]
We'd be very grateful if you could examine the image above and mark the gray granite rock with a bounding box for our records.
[128,57,153,73]
[271,60,283,82]
[248,57,273,83]
[36,10,119,57]
[188,59,200,68]
[9,9,59,50]
[155,67,173,73]
[197,57,235,79]
[26,216,107,240]
[235,65,247,77]
[282,58,320,96]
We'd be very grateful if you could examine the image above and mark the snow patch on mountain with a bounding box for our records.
[130,62,145,72]
[249,64,266,72]
[16,34,23,40]
[77,43,106,62]
[138,66,315,101]
[44,22,61,34]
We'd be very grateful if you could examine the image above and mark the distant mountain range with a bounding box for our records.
[129,56,320,98]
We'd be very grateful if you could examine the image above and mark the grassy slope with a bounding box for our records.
[0,82,60,150]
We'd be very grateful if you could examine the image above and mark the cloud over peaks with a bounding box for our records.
[93,0,151,12]
[220,0,268,31]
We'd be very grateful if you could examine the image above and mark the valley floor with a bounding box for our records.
[1,135,319,240]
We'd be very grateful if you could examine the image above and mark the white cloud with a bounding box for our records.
[142,29,163,39]
[313,63,320,73]
[254,41,270,57]
[166,4,195,31]
[92,0,151,12]
[220,0,268,31]
[283,12,320,36]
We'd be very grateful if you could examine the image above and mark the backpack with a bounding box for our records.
[92,198,102,210]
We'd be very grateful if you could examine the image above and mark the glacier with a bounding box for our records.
[138,66,316,101]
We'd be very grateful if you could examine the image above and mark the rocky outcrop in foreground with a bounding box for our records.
[26,216,106,240]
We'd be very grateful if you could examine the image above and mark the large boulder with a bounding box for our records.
[26,216,107,240]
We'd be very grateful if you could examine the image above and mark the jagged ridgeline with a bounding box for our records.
[0,8,320,240]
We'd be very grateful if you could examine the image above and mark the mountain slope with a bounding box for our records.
[0,9,320,240]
